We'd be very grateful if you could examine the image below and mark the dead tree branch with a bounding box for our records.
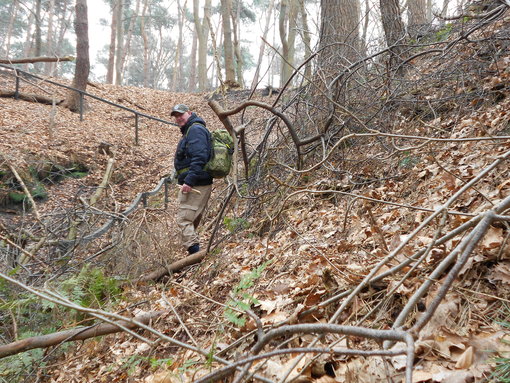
[0,56,75,64]
[0,311,165,359]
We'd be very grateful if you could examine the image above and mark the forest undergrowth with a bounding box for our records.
[0,6,510,383]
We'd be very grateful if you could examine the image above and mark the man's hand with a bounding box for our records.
[181,184,192,194]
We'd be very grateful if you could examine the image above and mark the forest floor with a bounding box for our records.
[1,14,510,383]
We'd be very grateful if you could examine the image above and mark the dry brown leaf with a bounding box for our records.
[454,346,474,369]
[489,261,510,284]
[411,370,433,383]
[481,227,504,250]
[144,370,174,383]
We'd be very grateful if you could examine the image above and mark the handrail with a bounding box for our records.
[0,63,178,144]
[60,176,173,250]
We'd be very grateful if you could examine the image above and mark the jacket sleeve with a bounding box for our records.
[183,125,210,186]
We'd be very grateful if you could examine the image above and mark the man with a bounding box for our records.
[171,104,213,255]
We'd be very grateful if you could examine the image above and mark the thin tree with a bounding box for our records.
[115,0,124,85]
[380,0,406,74]
[120,0,142,79]
[65,0,90,112]
[171,0,185,91]
[279,0,297,86]
[250,0,275,89]
[231,0,244,87]
[221,0,237,86]
[189,24,198,91]
[106,0,118,84]
[193,0,212,90]
[298,0,312,80]
[141,0,150,87]
[45,0,56,74]
[2,0,20,57]
[34,0,43,71]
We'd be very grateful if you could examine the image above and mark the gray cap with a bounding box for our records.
[170,104,190,116]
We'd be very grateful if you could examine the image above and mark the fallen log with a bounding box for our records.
[0,90,63,105]
[0,56,74,64]
[0,311,165,359]
[139,250,207,282]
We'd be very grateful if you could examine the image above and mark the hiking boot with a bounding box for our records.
[187,243,200,255]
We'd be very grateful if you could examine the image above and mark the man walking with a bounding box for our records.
[171,104,213,256]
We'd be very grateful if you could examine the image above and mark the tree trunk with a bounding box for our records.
[22,7,35,71]
[318,0,360,83]
[189,24,198,92]
[141,0,150,88]
[115,0,124,85]
[279,0,297,86]
[232,0,244,87]
[3,0,19,57]
[408,0,427,38]
[45,0,56,74]
[55,0,72,77]
[380,0,406,73]
[250,0,275,89]
[106,1,118,84]
[171,0,184,91]
[360,0,370,58]
[298,0,312,80]
[65,0,90,112]
[221,0,236,86]
[34,0,43,72]
[194,0,212,90]
[120,0,141,81]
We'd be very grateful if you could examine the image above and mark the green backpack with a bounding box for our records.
[204,129,234,178]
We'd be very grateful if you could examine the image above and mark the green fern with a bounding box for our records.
[223,260,271,327]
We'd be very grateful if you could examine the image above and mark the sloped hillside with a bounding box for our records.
[1,8,510,383]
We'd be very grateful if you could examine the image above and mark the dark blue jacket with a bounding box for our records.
[174,113,213,186]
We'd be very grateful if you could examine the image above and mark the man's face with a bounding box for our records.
[173,111,192,127]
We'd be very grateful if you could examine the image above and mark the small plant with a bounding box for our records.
[435,23,453,41]
[223,216,250,234]
[224,261,271,327]
[398,151,420,169]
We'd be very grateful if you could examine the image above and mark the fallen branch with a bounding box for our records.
[138,250,208,282]
[0,90,64,105]
[0,311,165,359]
[0,56,74,64]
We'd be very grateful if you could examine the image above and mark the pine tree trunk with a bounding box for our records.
[115,0,124,85]
[65,0,90,112]
[141,0,150,88]
[3,0,19,57]
[106,1,118,84]
[45,0,56,74]
[120,0,141,81]
[55,0,72,77]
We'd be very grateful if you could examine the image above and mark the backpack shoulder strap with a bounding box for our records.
[185,122,209,136]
